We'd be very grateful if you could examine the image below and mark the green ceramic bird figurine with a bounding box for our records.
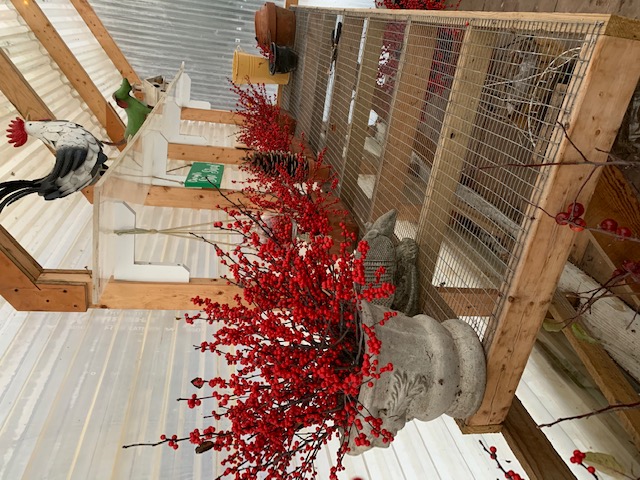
[112,77,152,142]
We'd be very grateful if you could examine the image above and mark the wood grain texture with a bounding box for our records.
[0,49,55,120]
[465,35,640,428]
[96,278,242,310]
[503,397,576,480]
[69,0,141,84]
[180,108,243,124]
[10,0,125,141]
[551,293,640,450]
[167,144,248,164]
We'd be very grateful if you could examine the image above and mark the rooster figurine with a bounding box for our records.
[1,117,108,213]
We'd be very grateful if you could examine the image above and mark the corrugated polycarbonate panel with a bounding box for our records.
[88,0,268,110]
[0,1,119,269]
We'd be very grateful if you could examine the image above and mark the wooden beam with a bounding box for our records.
[465,35,640,429]
[95,278,242,310]
[437,287,499,317]
[144,185,258,210]
[10,0,125,142]
[167,144,248,164]
[502,397,576,480]
[180,108,243,125]
[69,0,140,85]
[0,227,90,311]
[550,293,640,451]
[0,49,55,120]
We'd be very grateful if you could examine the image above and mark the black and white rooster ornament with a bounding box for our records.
[1,117,108,213]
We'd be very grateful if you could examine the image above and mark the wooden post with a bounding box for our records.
[464,34,640,429]
[69,0,141,85]
[503,398,577,480]
[10,0,125,142]
[413,28,498,313]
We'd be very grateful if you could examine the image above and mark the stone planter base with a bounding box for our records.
[348,301,486,455]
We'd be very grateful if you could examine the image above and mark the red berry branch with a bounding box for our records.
[230,80,295,152]
[123,143,397,478]
[480,442,599,479]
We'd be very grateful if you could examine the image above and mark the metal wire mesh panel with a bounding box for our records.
[282,9,603,343]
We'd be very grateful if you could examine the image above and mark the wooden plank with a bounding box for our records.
[550,293,640,451]
[0,226,42,284]
[167,144,248,164]
[180,108,243,125]
[414,28,497,311]
[465,35,640,429]
[437,287,499,317]
[0,49,55,120]
[502,397,576,480]
[95,278,243,310]
[144,185,258,210]
[10,0,125,142]
[69,0,141,84]
[299,8,640,40]
[583,166,640,300]
[370,23,437,223]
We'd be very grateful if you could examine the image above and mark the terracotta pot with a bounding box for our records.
[254,2,276,49]
[254,2,296,49]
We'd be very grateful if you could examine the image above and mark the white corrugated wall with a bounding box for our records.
[0,1,638,479]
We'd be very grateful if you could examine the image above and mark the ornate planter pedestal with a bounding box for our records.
[348,301,487,455]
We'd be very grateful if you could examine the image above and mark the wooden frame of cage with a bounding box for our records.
[282,6,640,435]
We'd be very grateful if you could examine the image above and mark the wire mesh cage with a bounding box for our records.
[281,8,604,344]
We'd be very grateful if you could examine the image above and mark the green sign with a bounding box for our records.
[184,162,225,189]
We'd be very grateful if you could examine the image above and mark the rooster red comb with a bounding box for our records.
[7,117,27,148]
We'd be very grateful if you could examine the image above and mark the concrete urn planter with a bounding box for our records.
[348,301,487,455]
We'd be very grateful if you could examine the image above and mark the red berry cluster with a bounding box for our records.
[375,0,448,9]
[230,81,295,152]
[555,202,587,231]
[484,444,524,480]
[159,434,180,450]
[598,217,633,239]
[570,450,598,477]
[152,149,396,479]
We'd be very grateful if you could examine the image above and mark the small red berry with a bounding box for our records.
[555,212,570,225]
[160,434,166,440]
[598,218,618,232]
[567,202,585,218]
[570,456,578,464]
[489,446,497,453]
[616,226,632,238]
[570,218,587,232]
[587,465,596,474]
